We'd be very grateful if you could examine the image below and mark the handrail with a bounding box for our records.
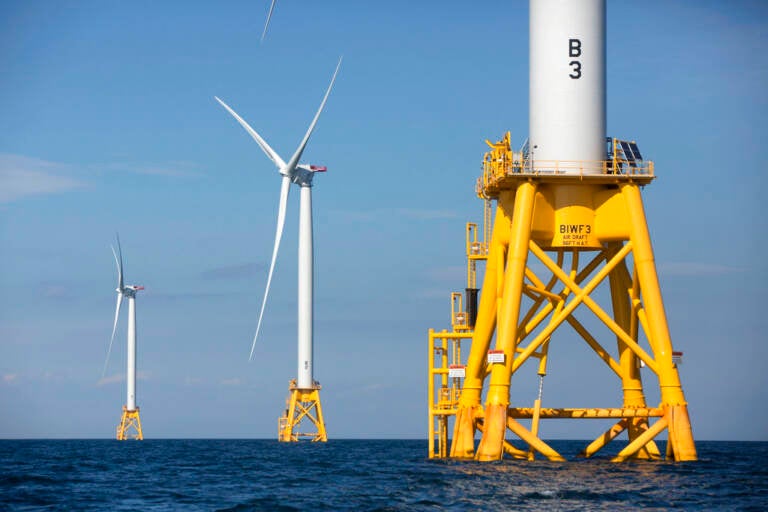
[482,157,654,188]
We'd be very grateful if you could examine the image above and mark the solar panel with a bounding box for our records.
[620,141,635,163]
[628,142,643,161]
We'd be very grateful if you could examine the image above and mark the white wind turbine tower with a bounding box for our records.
[103,234,145,440]
[215,57,341,442]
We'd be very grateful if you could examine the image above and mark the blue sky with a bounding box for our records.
[1,0,766,441]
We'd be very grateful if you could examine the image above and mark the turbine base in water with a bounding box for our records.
[116,405,143,441]
[278,380,327,442]
[427,135,696,462]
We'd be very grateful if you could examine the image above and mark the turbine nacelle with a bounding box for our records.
[293,164,328,186]
[120,285,145,298]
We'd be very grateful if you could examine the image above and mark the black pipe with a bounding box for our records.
[466,288,479,328]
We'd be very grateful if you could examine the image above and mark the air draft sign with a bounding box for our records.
[448,365,466,378]
[487,349,505,364]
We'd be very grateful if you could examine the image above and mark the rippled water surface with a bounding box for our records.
[1,440,766,511]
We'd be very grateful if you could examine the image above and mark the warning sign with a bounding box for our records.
[487,350,505,364]
[448,365,466,378]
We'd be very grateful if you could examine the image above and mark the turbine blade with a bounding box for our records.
[102,292,123,377]
[261,0,277,42]
[249,175,291,361]
[112,235,124,291]
[284,57,342,173]
[214,96,287,170]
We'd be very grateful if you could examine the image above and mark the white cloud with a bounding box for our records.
[0,154,85,203]
[102,161,199,177]
[97,373,124,386]
[97,371,149,386]
[184,376,204,386]
[2,373,18,384]
[0,154,200,204]
[42,284,69,299]
[220,378,243,386]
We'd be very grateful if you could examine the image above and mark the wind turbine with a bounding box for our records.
[215,57,341,441]
[104,234,145,440]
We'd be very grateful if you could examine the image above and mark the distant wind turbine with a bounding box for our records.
[104,234,145,440]
[214,57,341,394]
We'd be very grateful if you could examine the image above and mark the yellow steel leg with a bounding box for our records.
[525,252,572,461]
[527,397,542,461]
[451,202,510,458]
[450,406,481,459]
[579,419,629,458]
[622,184,696,461]
[438,416,448,458]
[666,403,696,461]
[116,406,143,441]
[506,416,564,461]
[503,440,530,459]
[608,254,660,460]
[476,183,537,461]
[608,253,646,409]
[612,417,668,462]
[628,418,662,460]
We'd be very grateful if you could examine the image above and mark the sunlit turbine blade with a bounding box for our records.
[112,237,124,291]
[284,57,342,173]
[103,292,123,377]
[261,0,277,42]
[214,96,287,170]
[249,175,291,361]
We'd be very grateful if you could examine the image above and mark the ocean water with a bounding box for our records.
[1,440,766,511]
